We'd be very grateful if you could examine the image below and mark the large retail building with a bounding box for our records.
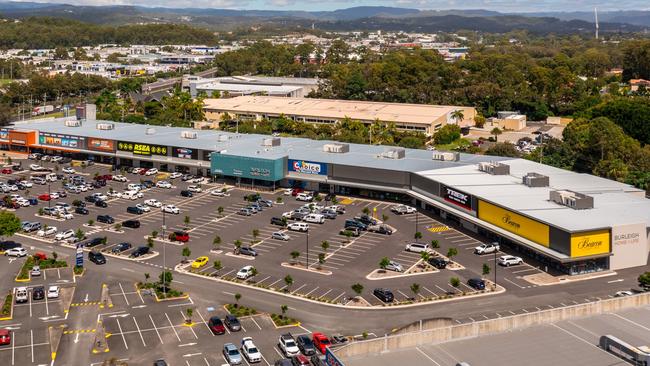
[3,117,649,275]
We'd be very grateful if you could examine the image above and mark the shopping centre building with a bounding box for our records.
[3,117,650,275]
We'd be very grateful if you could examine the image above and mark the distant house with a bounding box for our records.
[630,79,650,92]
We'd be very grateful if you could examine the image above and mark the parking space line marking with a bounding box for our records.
[318,289,333,299]
[119,283,130,306]
[551,323,621,361]
[115,318,129,350]
[610,313,650,332]
[249,316,262,331]
[502,277,525,289]
[196,310,213,336]
[435,285,447,294]
[180,311,199,339]
[268,279,282,288]
[566,320,599,337]
[415,347,441,366]
[397,290,411,300]
[332,292,346,302]
[165,313,182,342]
[137,288,145,304]
[422,286,437,297]
[303,287,319,296]
[132,317,146,347]
[30,329,34,363]
[291,284,307,294]
[149,314,164,344]
[45,290,49,316]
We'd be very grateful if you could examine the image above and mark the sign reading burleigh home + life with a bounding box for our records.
[117,141,168,156]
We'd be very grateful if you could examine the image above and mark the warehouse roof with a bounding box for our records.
[203,96,467,124]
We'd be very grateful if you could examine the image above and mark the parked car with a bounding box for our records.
[126,206,144,215]
[22,222,41,233]
[15,287,28,303]
[187,185,202,193]
[211,189,230,197]
[291,355,310,366]
[272,231,290,241]
[111,242,132,254]
[303,214,325,224]
[180,190,193,198]
[287,222,309,232]
[368,224,393,235]
[270,217,287,226]
[405,242,430,253]
[236,265,255,280]
[390,204,416,214]
[373,288,394,303]
[97,215,114,224]
[30,266,41,277]
[135,203,150,212]
[208,316,226,335]
[428,257,448,269]
[224,314,241,332]
[112,175,127,182]
[474,242,500,255]
[162,205,179,214]
[84,237,105,248]
[32,286,44,300]
[238,246,257,257]
[384,260,403,272]
[95,200,108,208]
[344,219,367,231]
[75,207,89,215]
[238,208,253,216]
[169,231,189,242]
[467,278,486,290]
[144,199,162,207]
[274,360,292,366]
[130,246,150,258]
[241,337,262,363]
[191,256,209,269]
[223,343,242,365]
[156,181,172,189]
[340,227,361,237]
[36,226,57,237]
[47,286,60,299]
[279,333,300,357]
[169,172,182,179]
[296,193,313,202]
[497,255,523,266]
[312,333,331,354]
[89,251,106,265]
[296,334,316,356]
[122,220,141,229]
[310,355,327,366]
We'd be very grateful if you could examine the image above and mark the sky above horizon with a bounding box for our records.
[11,0,650,12]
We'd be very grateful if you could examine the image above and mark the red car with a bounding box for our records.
[208,316,225,335]
[38,194,51,201]
[1,168,12,174]
[312,332,331,354]
[139,169,148,175]
[0,329,10,346]
[291,188,304,197]
[292,355,310,365]
[94,174,112,181]
[169,231,190,242]
[34,252,47,261]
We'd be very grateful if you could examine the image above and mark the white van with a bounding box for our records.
[121,191,139,200]
[127,183,141,191]
[15,287,28,303]
[46,173,57,182]
[287,222,309,232]
[303,213,325,224]
[296,192,313,202]
[405,242,430,253]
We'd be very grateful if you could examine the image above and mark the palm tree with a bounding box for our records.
[280,304,288,318]
[283,275,293,292]
[234,293,241,306]
[379,257,390,271]
[410,283,421,299]
[321,240,330,253]
[491,127,503,142]
[290,251,300,264]
[451,110,465,125]
[420,251,431,267]
[351,283,364,299]
[317,253,326,269]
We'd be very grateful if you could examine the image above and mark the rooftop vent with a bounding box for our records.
[379,147,405,160]
[64,120,81,127]
[478,162,510,175]
[523,172,549,187]
[549,190,593,210]
[432,152,459,162]
[262,137,281,147]
[217,134,229,142]
[181,131,197,139]
[323,143,349,153]
[96,123,114,130]
[145,128,156,135]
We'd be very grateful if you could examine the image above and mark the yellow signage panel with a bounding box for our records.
[478,200,550,247]
[570,230,610,258]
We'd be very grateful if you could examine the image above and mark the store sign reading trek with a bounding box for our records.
[441,184,472,211]
[288,159,327,175]
[118,141,167,156]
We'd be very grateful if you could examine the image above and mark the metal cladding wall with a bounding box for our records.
[330,165,410,188]
[211,153,286,181]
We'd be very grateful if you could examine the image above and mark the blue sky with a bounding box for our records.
[14,0,650,12]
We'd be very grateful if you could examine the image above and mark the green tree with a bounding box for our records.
[234,293,241,305]
[283,275,293,291]
[450,110,465,125]
[483,263,491,277]
[639,272,650,289]
[280,304,288,318]
[213,260,222,273]
[447,247,458,261]
[290,250,300,264]
[317,253,326,269]
[379,257,390,270]
[362,207,370,215]
[486,142,520,157]
[431,240,440,249]
[212,235,222,250]
[410,283,421,299]
[0,211,21,239]
[185,308,193,324]
[491,127,503,142]
[217,206,224,216]
[321,240,330,253]
[184,215,191,227]
[420,251,431,265]
[144,273,150,284]
[450,277,460,288]
[159,271,173,286]
[252,229,259,241]
[351,283,364,297]
[181,246,191,261]
[414,231,423,242]
[434,124,461,145]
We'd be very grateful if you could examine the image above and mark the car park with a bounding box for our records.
[236,265,255,280]
[130,246,150,258]
[272,231,290,241]
[241,337,262,363]
[122,220,141,229]
[208,316,226,335]
[223,343,243,365]
[287,222,309,232]
[191,256,209,269]
[405,242,430,253]
[15,287,28,303]
[467,278,486,290]
[373,288,394,303]
[32,286,45,300]
[224,314,241,331]
[312,333,331,354]
[112,242,132,254]
[162,204,179,214]
[474,242,500,255]
[279,333,300,357]
[296,335,316,356]
[47,286,59,299]
[497,255,523,266]
[89,251,107,265]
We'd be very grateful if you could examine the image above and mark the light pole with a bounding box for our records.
[414,210,419,242]
[48,182,51,210]
[162,209,166,298]
[306,229,309,269]
[494,247,497,289]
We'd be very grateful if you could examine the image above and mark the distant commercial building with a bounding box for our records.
[203,96,476,135]
[185,76,319,98]
[488,112,527,130]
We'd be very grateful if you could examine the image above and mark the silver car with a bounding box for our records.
[223,343,242,365]
[385,260,403,272]
[272,231,290,241]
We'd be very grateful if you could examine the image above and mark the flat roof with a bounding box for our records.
[195,82,302,95]
[203,96,470,125]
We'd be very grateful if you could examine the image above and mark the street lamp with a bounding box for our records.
[494,247,497,289]
[414,210,419,242]
[47,182,51,210]
[306,229,309,269]
[162,209,166,298]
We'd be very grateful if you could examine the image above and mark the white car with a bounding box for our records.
[106,191,122,198]
[15,198,30,207]
[187,185,202,193]
[29,164,43,171]
[296,193,313,202]
[61,212,74,220]
[131,168,143,174]
[385,260,403,272]
[144,199,162,208]
[144,168,158,176]
[614,290,634,297]
[30,266,41,277]
[51,156,63,162]
[278,333,300,357]
[241,337,262,363]
[62,167,76,174]
[37,226,57,237]
[47,286,60,299]
[236,266,255,280]
[20,180,32,188]
[497,255,523,267]
[287,222,309,232]
[162,204,180,214]
[135,203,151,212]
[303,214,325,224]
[4,247,27,257]
[92,193,108,201]
[112,175,127,182]
[49,192,60,199]
[55,229,75,241]
[127,184,142,191]
[169,172,182,179]
[210,189,230,197]
[156,181,172,189]
[190,177,204,184]
[283,188,293,196]
[474,242,500,255]
[271,231,290,241]
[391,204,416,214]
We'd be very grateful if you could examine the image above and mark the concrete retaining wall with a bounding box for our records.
[335,293,650,359]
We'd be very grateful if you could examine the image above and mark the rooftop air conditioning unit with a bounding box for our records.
[181,131,197,139]
[549,190,593,210]
[96,123,114,130]
[217,134,229,142]
[262,137,281,147]
[379,148,405,160]
[478,162,510,175]
[432,152,459,161]
[145,128,156,135]
[64,120,81,127]
[522,172,549,187]
[323,143,349,153]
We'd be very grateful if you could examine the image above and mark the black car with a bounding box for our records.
[84,237,105,248]
[274,360,293,366]
[153,360,168,366]
[323,193,335,202]
[370,225,393,235]
[126,206,144,214]
[95,200,108,208]
[0,240,21,251]
[89,251,106,265]
[238,246,258,257]
[224,314,241,331]
[122,220,141,229]
[344,219,367,231]
[310,355,327,366]
[373,288,394,303]
[130,246,150,258]
[354,215,377,226]
[142,180,154,188]
[428,257,448,269]
[111,242,132,254]
[296,334,316,356]
[72,200,85,207]
[97,215,114,224]
[32,286,45,301]
[92,180,106,188]
[75,207,89,215]
[467,278,486,290]
[84,195,98,203]
[180,190,193,197]
[270,217,286,226]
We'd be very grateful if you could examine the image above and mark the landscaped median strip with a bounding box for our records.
[0,292,14,321]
